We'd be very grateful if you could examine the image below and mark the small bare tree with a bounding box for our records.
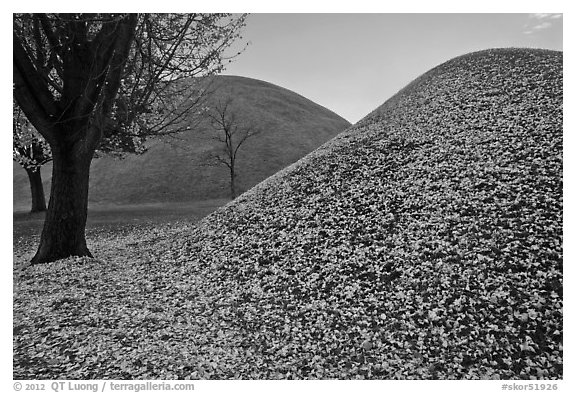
[206,98,260,199]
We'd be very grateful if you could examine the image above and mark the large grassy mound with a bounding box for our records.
[13,75,350,210]
[13,48,562,379]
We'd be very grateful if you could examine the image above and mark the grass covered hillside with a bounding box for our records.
[13,48,562,379]
[13,75,350,210]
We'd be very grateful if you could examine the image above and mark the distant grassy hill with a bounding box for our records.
[13,75,350,211]
[13,48,562,379]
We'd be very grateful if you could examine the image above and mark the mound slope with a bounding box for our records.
[177,48,563,378]
[13,48,562,379]
[12,75,350,209]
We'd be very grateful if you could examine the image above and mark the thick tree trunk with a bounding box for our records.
[25,167,47,213]
[31,142,95,264]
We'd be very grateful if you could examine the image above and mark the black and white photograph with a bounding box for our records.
[6,1,568,391]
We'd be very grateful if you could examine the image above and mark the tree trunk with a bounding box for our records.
[31,142,95,264]
[25,167,47,213]
[230,166,237,199]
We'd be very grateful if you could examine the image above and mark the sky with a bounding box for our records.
[221,13,563,123]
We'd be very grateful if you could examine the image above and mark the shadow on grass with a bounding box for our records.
[13,199,230,241]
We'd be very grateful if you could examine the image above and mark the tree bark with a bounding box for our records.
[25,167,47,213]
[31,141,95,264]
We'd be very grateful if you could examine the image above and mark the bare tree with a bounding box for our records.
[206,98,261,199]
[13,13,246,264]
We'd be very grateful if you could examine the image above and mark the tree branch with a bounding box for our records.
[13,31,60,142]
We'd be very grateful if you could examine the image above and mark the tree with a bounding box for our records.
[13,104,52,212]
[13,13,246,264]
[206,97,261,199]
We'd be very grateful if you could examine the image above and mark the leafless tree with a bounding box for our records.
[206,98,261,199]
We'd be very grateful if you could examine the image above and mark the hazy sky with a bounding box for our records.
[222,13,563,123]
